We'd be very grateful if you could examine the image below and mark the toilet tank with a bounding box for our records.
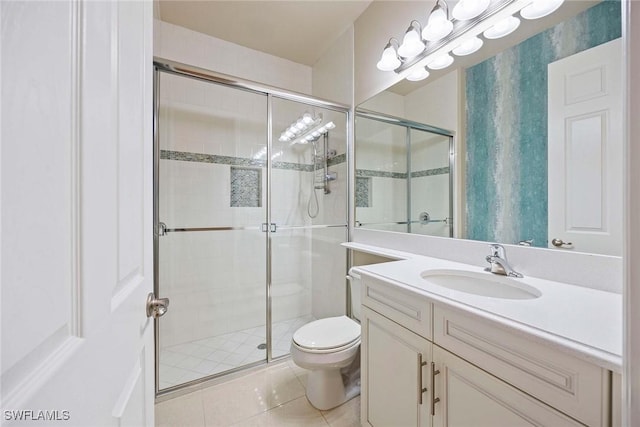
[348,268,363,321]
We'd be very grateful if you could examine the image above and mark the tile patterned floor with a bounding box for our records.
[159,316,315,389]
[155,360,360,427]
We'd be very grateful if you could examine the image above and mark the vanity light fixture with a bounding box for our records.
[452,0,490,21]
[377,0,566,82]
[376,38,402,71]
[398,21,426,58]
[483,16,521,39]
[520,0,565,20]
[422,0,453,42]
[427,53,454,70]
[406,66,430,82]
[452,36,484,56]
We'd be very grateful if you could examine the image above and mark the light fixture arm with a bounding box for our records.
[385,37,401,52]
[406,20,423,36]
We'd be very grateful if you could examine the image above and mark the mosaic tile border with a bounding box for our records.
[411,167,450,178]
[356,167,449,179]
[161,150,349,172]
[161,150,448,179]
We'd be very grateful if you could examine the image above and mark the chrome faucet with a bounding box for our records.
[485,244,523,278]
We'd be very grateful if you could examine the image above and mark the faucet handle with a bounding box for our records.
[488,243,506,258]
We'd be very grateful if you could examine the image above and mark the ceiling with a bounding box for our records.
[158,0,373,66]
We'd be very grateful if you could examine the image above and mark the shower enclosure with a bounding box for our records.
[153,61,349,395]
[354,110,454,237]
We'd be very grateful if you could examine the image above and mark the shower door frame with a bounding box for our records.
[354,109,455,237]
[153,59,351,399]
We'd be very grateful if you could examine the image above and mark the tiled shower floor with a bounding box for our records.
[159,315,315,389]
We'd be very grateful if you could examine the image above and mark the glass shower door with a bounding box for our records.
[269,97,349,359]
[156,72,268,391]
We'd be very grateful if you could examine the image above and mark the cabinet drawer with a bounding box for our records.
[434,306,609,427]
[361,274,432,340]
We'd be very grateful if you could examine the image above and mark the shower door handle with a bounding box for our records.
[261,223,277,233]
[146,293,170,318]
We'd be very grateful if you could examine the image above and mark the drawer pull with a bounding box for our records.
[418,353,427,404]
[432,362,441,416]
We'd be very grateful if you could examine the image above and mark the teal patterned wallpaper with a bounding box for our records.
[465,1,621,247]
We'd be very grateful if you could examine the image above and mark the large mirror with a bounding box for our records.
[355,0,623,256]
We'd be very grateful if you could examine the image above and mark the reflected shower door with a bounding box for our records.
[156,72,268,391]
[355,116,408,232]
[269,97,348,358]
[409,128,452,237]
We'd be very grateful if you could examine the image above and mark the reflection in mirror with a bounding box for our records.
[355,112,453,237]
[356,0,622,256]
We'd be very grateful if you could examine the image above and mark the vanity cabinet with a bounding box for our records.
[360,273,615,427]
[432,346,582,426]
[361,306,432,427]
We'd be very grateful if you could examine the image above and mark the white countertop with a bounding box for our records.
[343,242,623,372]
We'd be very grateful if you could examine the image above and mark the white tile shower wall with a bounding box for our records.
[311,228,348,320]
[154,20,312,94]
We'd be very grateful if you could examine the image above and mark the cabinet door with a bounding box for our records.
[432,346,583,427]
[361,306,432,427]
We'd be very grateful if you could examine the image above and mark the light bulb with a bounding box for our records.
[376,45,401,71]
[427,53,454,70]
[483,16,520,39]
[521,0,564,20]
[452,0,490,21]
[398,26,425,58]
[285,131,294,138]
[452,37,483,56]
[406,67,430,82]
[295,121,305,130]
[302,113,313,124]
[325,122,336,129]
[422,7,453,42]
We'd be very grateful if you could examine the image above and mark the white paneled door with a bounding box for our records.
[548,38,623,256]
[1,1,154,426]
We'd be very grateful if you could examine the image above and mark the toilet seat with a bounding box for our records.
[292,315,360,353]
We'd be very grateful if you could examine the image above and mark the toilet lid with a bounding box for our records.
[293,316,361,350]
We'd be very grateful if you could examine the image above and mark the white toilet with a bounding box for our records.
[290,269,362,410]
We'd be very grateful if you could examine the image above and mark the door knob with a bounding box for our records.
[551,238,573,248]
[146,293,170,318]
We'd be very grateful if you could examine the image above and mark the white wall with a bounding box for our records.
[404,70,460,132]
[154,20,312,94]
[312,26,354,106]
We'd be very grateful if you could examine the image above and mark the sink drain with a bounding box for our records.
[257,343,267,350]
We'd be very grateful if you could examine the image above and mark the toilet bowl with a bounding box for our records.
[290,269,362,410]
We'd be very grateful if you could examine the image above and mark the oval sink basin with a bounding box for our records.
[420,269,542,300]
